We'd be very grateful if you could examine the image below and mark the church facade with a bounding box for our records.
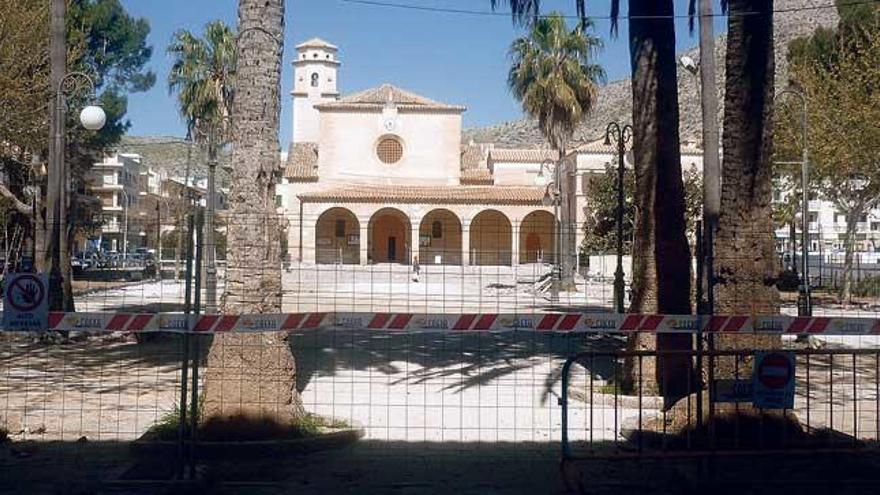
[277,38,704,267]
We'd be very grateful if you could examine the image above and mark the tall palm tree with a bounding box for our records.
[201,0,304,425]
[493,0,693,401]
[167,20,236,141]
[508,13,604,152]
[715,0,780,354]
[167,21,236,284]
[508,12,603,289]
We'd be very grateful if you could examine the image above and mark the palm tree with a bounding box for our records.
[715,0,780,355]
[167,21,236,141]
[167,21,236,284]
[508,12,603,289]
[493,0,693,401]
[201,0,305,425]
[508,13,604,152]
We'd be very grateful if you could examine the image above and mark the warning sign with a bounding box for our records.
[3,273,48,331]
[752,351,795,409]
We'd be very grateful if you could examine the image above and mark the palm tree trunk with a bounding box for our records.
[715,0,780,366]
[625,0,693,403]
[202,0,304,423]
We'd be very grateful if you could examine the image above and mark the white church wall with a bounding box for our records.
[317,110,462,185]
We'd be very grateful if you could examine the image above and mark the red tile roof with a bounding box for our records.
[298,184,543,205]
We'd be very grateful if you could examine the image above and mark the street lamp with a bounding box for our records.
[535,159,561,303]
[47,70,104,309]
[775,87,811,316]
[604,122,634,314]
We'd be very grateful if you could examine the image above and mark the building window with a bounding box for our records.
[275,195,282,207]
[808,212,818,223]
[376,137,403,164]
[310,72,319,87]
[871,222,880,231]
[432,221,443,239]
[335,219,345,237]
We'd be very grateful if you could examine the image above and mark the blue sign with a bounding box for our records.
[753,351,795,409]
[3,273,49,332]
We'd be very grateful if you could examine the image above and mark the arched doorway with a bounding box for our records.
[519,210,555,264]
[369,208,411,264]
[315,208,360,264]
[419,209,462,265]
[469,210,512,266]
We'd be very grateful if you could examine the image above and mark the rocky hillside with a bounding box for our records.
[117,135,232,186]
[464,0,839,148]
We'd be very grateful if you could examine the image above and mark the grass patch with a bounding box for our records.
[143,408,350,442]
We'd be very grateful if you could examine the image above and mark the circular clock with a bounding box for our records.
[383,118,396,132]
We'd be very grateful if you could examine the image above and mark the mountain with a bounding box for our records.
[463,0,840,148]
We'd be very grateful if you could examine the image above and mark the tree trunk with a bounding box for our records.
[715,0,780,365]
[174,214,183,281]
[625,0,693,404]
[202,0,303,424]
[840,213,859,303]
[789,220,797,273]
[559,148,577,290]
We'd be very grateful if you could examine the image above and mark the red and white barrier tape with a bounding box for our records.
[1,312,876,335]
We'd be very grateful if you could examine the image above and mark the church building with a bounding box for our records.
[277,38,703,267]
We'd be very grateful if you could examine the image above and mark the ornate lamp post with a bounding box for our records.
[47,70,105,308]
[604,122,633,314]
[535,158,561,303]
[776,87,811,316]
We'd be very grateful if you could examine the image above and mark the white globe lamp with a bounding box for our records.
[79,105,106,131]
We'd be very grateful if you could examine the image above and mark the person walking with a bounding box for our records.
[412,255,420,283]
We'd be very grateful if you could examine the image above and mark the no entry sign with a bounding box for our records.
[3,273,48,331]
[753,351,795,409]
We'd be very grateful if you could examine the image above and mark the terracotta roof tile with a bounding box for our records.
[284,142,319,181]
[298,184,543,205]
[460,144,485,169]
[488,149,558,163]
[296,38,337,50]
[460,169,494,185]
[316,84,465,112]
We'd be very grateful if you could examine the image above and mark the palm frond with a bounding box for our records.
[508,12,604,151]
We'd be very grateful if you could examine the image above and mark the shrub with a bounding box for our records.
[776,269,800,292]
[853,275,880,297]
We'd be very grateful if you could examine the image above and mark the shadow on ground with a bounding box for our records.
[4,438,880,494]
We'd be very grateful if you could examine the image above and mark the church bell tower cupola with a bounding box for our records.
[292,38,340,144]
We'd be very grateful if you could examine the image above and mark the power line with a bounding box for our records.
[339,0,879,22]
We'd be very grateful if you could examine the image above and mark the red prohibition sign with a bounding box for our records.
[757,352,793,389]
[7,274,45,312]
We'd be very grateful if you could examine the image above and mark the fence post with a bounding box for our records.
[189,208,204,479]
[177,211,195,480]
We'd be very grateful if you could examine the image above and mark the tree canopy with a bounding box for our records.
[167,20,237,144]
[776,3,880,299]
[507,12,604,152]
[580,164,702,256]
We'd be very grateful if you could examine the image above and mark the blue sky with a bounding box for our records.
[122,0,726,149]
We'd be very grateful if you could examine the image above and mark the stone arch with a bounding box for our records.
[519,210,556,264]
[469,210,512,266]
[315,207,360,264]
[419,209,462,265]
[369,207,412,264]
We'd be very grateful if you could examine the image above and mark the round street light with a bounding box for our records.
[79,105,106,131]
[679,55,699,75]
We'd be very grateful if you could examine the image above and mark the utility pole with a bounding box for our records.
[698,0,721,316]
[46,0,65,308]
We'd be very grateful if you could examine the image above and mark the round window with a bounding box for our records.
[376,137,403,164]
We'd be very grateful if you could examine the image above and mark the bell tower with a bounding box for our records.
[292,38,339,144]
